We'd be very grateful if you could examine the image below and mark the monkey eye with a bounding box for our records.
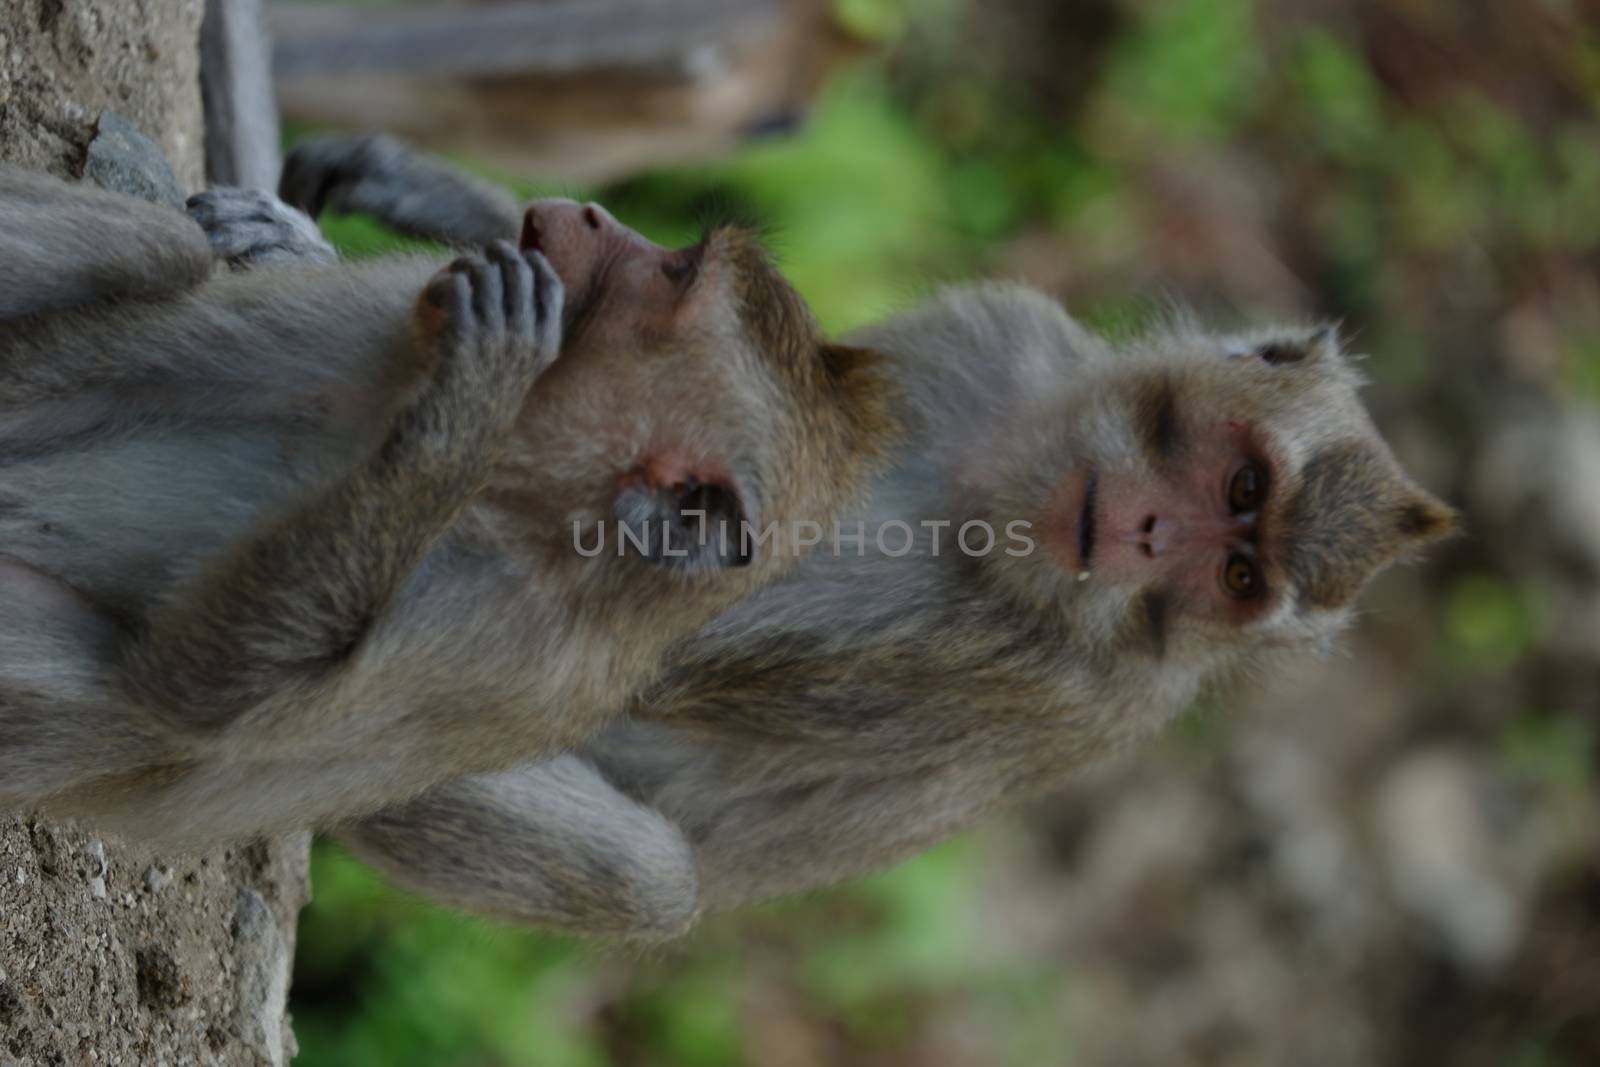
[1222,552,1262,599]
[1227,462,1267,514]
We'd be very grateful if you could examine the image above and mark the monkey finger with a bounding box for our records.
[419,269,472,343]
[184,191,220,229]
[524,250,565,356]
[452,254,504,340]
[486,240,534,337]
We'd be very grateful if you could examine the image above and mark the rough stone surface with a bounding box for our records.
[0,0,207,192]
[84,109,187,208]
[0,827,310,1063]
[229,889,294,1067]
[0,1,312,1061]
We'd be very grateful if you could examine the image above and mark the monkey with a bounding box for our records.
[274,138,1455,939]
[0,166,894,847]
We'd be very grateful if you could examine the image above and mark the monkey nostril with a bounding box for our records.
[581,205,604,231]
[519,211,543,253]
[1138,515,1160,559]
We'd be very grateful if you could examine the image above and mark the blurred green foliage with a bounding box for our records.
[1443,573,1537,673]
[295,835,1008,1066]
[1102,0,1262,142]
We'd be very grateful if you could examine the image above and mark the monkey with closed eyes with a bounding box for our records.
[0,167,894,845]
[273,138,1454,939]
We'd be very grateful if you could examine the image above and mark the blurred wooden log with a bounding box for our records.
[269,0,858,183]
[271,0,781,79]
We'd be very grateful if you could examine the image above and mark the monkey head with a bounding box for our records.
[484,198,894,598]
[976,323,1454,677]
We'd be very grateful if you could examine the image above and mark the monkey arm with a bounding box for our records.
[0,166,212,321]
[122,243,563,730]
[335,755,700,940]
[279,134,523,248]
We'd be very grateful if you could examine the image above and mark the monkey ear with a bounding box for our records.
[1393,487,1458,547]
[1252,325,1342,367]
[815,343,898,462]
[818,343,885,383]
[613,470,753,573]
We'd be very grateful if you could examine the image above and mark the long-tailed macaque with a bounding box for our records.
[0,167,894,845]
[273,138,1454,939]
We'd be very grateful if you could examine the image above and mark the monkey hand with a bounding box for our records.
[413,241,565,455]
[186,187,337,269]
[280,133,522,248]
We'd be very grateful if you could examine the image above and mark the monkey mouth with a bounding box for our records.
[520,208,602,346]
[1077,471,1098,572]
[1045,467,1098,578]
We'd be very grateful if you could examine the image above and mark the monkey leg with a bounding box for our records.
[337,756,701,939]
[121,241,564,731]
[279,133,522,248]
[580,719,1006,913]
[186,187,337,268]
[0,166,212,321]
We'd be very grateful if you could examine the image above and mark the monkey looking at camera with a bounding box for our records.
[0,168,894,845]
[270,137,1452,937]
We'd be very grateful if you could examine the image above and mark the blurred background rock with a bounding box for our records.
[282,1,1600,1064]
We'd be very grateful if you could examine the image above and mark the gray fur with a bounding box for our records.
[0,167,213,320]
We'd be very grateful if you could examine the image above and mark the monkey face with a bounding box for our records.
[980,326,1453,670]
[486,199,893,591]
[1047,427,1272,628]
